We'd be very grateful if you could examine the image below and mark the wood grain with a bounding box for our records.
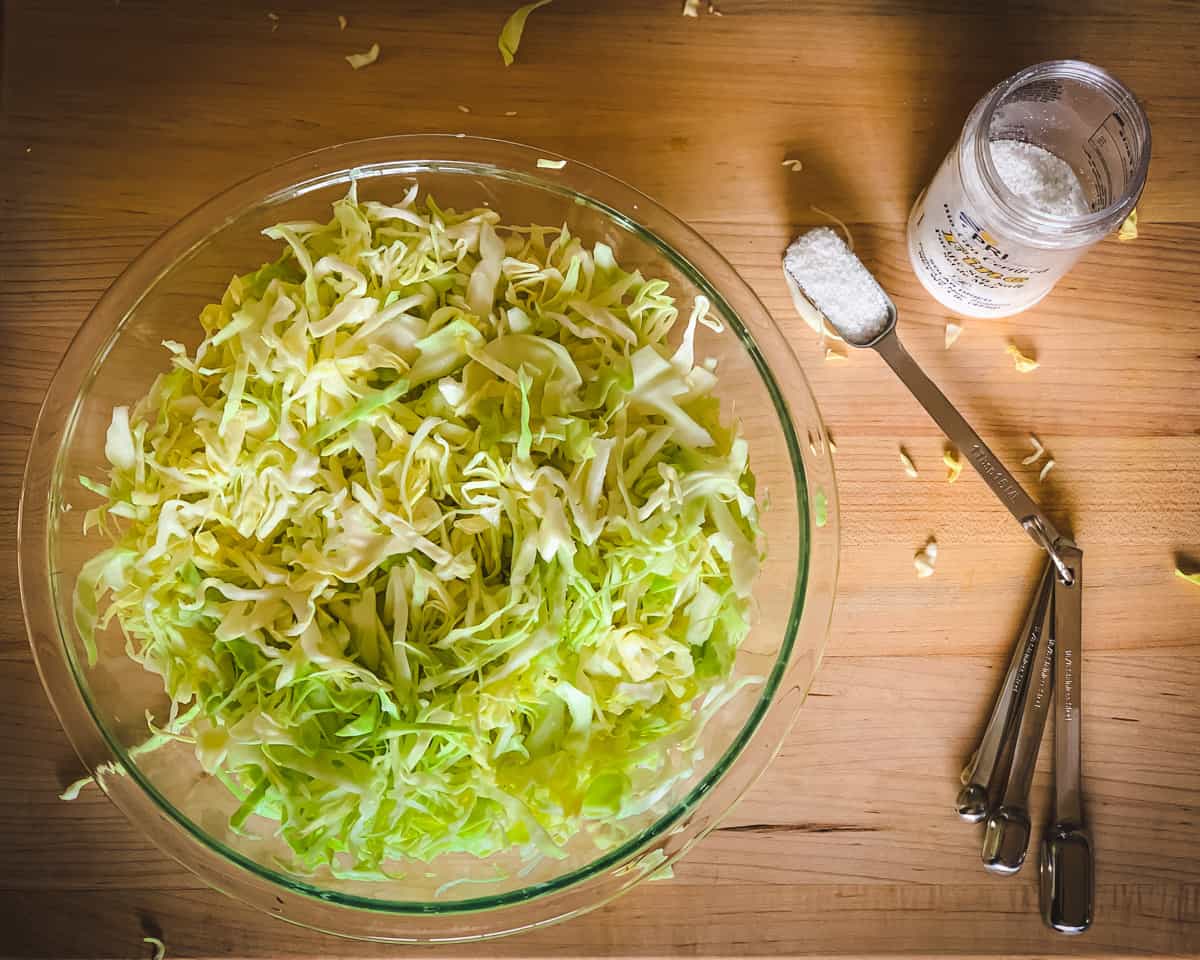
[2,1,1199,957]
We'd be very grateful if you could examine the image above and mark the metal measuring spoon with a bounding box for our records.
[957,562,1053,822]
[1040,544,1093,933]
[783,228,1092,923]
[782,229,1076,584]
[980,589,1055,875]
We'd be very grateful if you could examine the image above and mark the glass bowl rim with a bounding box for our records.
[19,134,835,933]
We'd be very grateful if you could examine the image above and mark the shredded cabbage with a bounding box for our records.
[74,185,762,878]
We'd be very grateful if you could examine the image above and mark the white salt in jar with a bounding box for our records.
[907,60,1150,318]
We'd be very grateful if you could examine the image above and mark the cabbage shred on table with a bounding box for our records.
[74,184,763,876]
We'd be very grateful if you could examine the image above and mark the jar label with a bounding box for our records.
[1081,111,1138,209]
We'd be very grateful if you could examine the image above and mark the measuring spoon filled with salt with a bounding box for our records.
[782,227,1075,584]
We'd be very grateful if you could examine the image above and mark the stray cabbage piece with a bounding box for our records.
[59,776,93,801]
[59,705,201,799]
[943,447,962,483]
[1176,567,1200,586]
[781,159,803,172]
[914,538,938,578]
[1118,208,1138,241]
[337,15,347,30]
[813,489,828,528]
[143,938,166,960]
[73,186,763,879]
[899,447,918,478]
[1022,433,1046,465]
[682,0,700,15]
[1039,458,1056,481]
[809,205,854,250]
[536,158,567,170]
[1005,342,1039,373]
[944,320,963,349]
[345,42,380,70]
[498,0,554,66]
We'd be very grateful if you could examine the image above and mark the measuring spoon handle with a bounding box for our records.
[957,562,1053,822]
[873,331,1073,584]
[1041,545,1094,934]
[981,589,1056,874]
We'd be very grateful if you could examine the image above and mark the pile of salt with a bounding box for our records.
[989,141,1089,218]
[782,228,891,345]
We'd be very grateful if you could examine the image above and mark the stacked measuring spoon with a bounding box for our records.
[967,554,1093,934]
[783,228,1094,934]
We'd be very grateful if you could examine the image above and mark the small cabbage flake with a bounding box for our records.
[1005,342,1039,373]
[943,447,962,483]
[498,0,553,66]
[813,490,828,528]
[72,187,764,880]
[1022,434,1046,465]
[345,43,380,70]
[1118,208,1138,241]
[914,538,938,578]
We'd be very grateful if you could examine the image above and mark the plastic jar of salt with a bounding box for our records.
[907,60,1151,318]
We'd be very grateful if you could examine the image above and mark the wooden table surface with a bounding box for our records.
[3,1,1199,957]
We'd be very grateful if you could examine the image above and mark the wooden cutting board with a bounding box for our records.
[2,1,1198,956]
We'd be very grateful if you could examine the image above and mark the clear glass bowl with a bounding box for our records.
[18,136,838,942]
